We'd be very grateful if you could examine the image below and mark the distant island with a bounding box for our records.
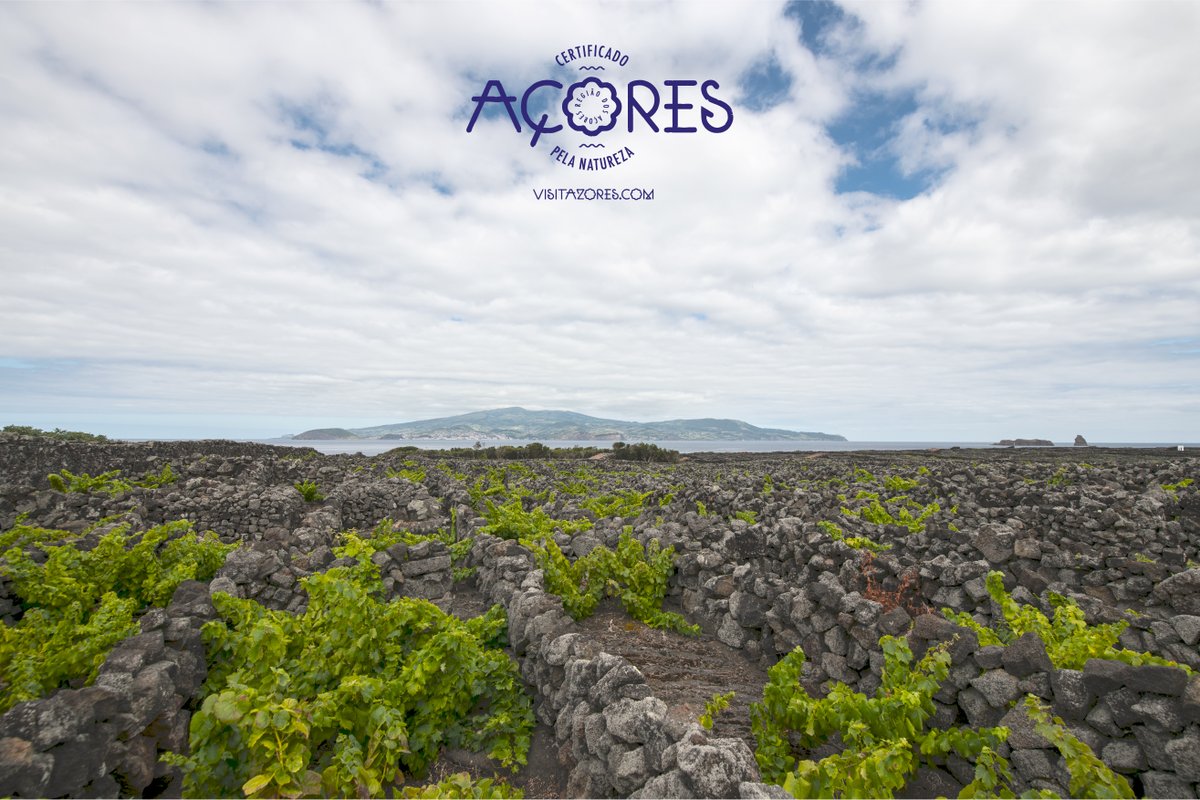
[291,407,845,442]
[994,438,1055,447]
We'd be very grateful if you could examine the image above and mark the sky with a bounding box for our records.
[1,1,1198,442]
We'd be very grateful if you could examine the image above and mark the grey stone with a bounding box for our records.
[544,633,583,666]
[1018,672,1052,700]
[1184,676,1200,724]
[0,736,53,797]
[1163,725,1200,781]
[1131,694,1185,733]
[566,756,610,798]
[820,652,857,685]
[730,590,768,628]
[631,769,693,799]
[590,660,647,707]
[113,734,158,794]
[676,737,757,798]
[1104,687,1141,728]
[1086,701,1123,738]
[971,670,1021,708]
[975,645,1006,670]
[1152,569,1200,615]
[44,735,108,798]
[739,781,793,799]
[1171,614,1200,646]
[959,687,1004,728]
[400,554,451,577]
[896,766,962,799]
[1002,632,1053,677]
[612,746,648,795]
[1049,669,1093,720]
[32,687,119,749]
[974,525,1015,564]
[878,606,912,636]
[604,697,667,744]
[1011,748,1056,781]
[208,575,238,596]
[1124,664,1189,696]
[999,705,1053,750]
[1082,658,1135,694]
[1101,739,1146,773]
[584,713,612,759]
[1140,770,1193,798]
[1132,724,1173,771]
[717,614,748,648]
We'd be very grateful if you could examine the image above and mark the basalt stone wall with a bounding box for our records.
[0,437,318,488]
[466,532,786,800]
[0,580,215,798]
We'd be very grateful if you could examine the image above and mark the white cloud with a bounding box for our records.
[0,0,1197,441]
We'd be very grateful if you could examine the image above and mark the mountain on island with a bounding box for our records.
[292,407,845,442]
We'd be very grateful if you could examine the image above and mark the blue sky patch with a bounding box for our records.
[279,99,388,180]
[785,0,846,56]
[739,56,792,113]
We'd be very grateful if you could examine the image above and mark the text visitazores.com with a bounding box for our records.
[532,187,654,201]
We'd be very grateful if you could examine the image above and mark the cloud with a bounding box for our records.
[0,0,1197,441]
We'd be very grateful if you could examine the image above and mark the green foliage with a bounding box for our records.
[1048,466,1071,487]
[47,468,132,496]
[400,772,523,798]
[1162,478,1193,494]
[882,474,920,492]
[815,520,890,553]
[0,516,76,551]
[3,424,109,442]
[0,520,234,712]
[944,572,1192,672]
[699,691,734,730]
[581,489,651,520]
[46,464,176,495]
[732,510,758,525]
[762,474,774,495]
[479,497,592,540]
[1132,553,1155,564]
[338,518,473,570]
[610,441,679,463]
[840,491,941,534]
[751,636,1010,798]
[135,463,178,488]
[528,530,698,635]
[852,467,876,483]
[696,500,710,517]
[294,480,325,503]
[386,461,427,483]
[172,560,533,798]
[1023,696,1133,798]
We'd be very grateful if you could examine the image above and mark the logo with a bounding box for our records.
[465,44,733,173]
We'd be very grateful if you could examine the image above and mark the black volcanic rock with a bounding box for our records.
[1075,435,1089,446]
[994,438,1054,447]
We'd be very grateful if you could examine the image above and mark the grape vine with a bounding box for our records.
[526,529,698,635]
[943,571,1192,672]
[0,519,234,712]
[750,636,1012,798]
[169,555,533,798]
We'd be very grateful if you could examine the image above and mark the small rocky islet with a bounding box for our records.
[1,434,1198,798]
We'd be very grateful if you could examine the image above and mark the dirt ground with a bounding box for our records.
[433,584,771,798]
[576,598,770,749]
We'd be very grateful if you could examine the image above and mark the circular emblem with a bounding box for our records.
[562,77,622,136]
